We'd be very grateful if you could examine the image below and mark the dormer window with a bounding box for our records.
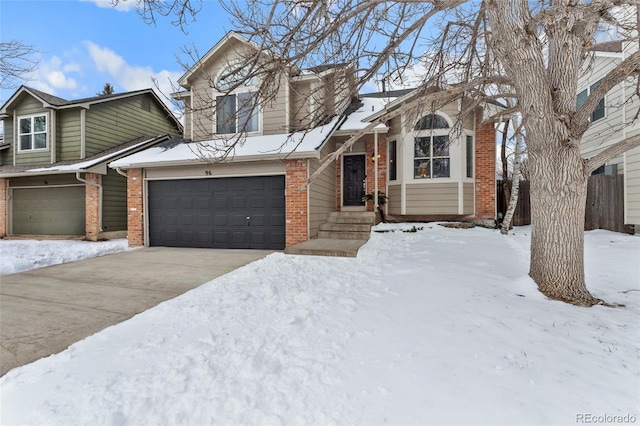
[214,64,260,134]
[18,114,48,151]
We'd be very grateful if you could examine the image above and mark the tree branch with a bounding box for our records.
[585,134,640,175]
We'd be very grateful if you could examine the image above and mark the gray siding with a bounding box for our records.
[14,96,52,166]
[388,184,401,215]
[405,182,459,215]
[309,140,337,237]
[102,168,128,232]
[463,183,475,215]
[85,94,179,156]
[58,109,81,160]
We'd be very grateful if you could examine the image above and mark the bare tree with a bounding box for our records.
[501,114,525,234]
[117,0,640,306]
[0,40,38,90]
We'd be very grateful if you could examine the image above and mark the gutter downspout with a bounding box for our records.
[115,167,128,178]
[76,171,103,233]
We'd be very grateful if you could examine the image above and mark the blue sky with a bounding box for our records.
[1,0,235,104]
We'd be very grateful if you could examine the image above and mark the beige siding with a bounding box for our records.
[85,94,179,156]
[309,140,337,237]
[405,182,458,215]
[388,184,401,215]
[625,147,640,225]
[145,160,285,180]
[262,74,288,135]
[57,109,81,161]
[291,81,311,131]
[14,96,52,166]
[463,182,475,215]
[102,168,128,232]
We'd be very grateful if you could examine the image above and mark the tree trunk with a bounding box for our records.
[501,118,523,234]
[527,143,600,306]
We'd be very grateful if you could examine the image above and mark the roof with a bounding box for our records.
[336,98,393,134]
[110,118,342,169]
[0,86,183,131]
[0,135,170,177]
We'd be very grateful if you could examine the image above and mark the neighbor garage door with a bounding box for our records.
[148,176,285,249]
[12,186,86,235]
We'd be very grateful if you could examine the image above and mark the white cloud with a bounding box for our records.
[23,55,80,95]
[84,41,182,113]
[79,0,138,12]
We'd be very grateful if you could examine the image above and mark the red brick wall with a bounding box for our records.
[365,137,388,212]
[0,178,7,237]
[127,168,145,247]
[286,159,308,246]
[475,117,496,219]
[84,173,101,240]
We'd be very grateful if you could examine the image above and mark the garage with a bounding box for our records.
[12,186,86,235]
[148,175,286,249]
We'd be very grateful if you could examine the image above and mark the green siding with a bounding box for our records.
[101,168,127,231]
[9,174,81,187]
[58,110,82,160]
[84,94,179,156]
[1,118,14,165]
[14,96,52,166]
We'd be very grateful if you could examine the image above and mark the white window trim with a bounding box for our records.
[212,63,262,135]
[17,113,49,152]
[412,113,452,180]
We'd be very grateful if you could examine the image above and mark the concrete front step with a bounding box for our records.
[285,238,368,257]
[319,223,372,232]
[317,230,370,240]
[327,212,376,225]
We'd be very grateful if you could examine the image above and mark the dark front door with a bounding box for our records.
[343,155,366,206]
[148,176,285,249]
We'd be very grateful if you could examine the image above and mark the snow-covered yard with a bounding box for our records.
[0,238,131,275]
[1,224,638,425]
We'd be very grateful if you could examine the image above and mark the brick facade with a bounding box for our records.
[475,117,497,220]
[127,168,145,247]
[365,137,387,212]
[0,178,7,237]
[285,159,309,246]
[84,173,101,240]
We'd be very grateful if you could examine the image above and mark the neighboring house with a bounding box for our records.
[111,31,497,250]
[0,86,182,240]
[577,37,640,230]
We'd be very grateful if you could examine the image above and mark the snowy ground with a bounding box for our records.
[0,238,131,275]
[1,224,639,425]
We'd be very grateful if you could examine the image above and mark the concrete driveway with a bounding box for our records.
[0,247,274,376]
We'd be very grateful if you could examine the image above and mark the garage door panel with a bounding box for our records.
[149,176,285,249]
[12,186,85,235]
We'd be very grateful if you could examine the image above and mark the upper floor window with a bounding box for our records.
[18,114,47,151]
[414,114,450,179]
[577,80,605,122]
[214,64,260,134]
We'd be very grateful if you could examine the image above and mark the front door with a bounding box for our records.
[343,155,366,206]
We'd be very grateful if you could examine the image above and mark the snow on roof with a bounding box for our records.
[27,137,161,173]
[110,117,341,168]
[338,97,395,132]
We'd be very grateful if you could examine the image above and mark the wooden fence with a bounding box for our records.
[497,174,627,233]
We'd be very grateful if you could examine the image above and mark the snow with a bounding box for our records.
[26,137,159,172]
[0,238,131,275]
[1,225,639,425]
[110,118,340,168]
[339,97,394,132]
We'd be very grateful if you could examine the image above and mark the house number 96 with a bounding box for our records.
[205,170,213,176]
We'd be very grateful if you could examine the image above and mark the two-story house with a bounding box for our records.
[577,36,640,231]
[111,31,497,250]
[0,87,182,240]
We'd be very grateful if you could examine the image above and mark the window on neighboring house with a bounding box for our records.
[389,140,397,181]
[466,135,474,178]
[214,63,260,134]
[576,80,605,122]
[413,114,450,179]
[18,114,47,151]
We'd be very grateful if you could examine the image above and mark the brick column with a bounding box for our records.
[0,178,8,237]
[84,173,101,241]
[366,136,388,212]
[127,168,145,247]
[475,117,496,220]
[285,159,308,246]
